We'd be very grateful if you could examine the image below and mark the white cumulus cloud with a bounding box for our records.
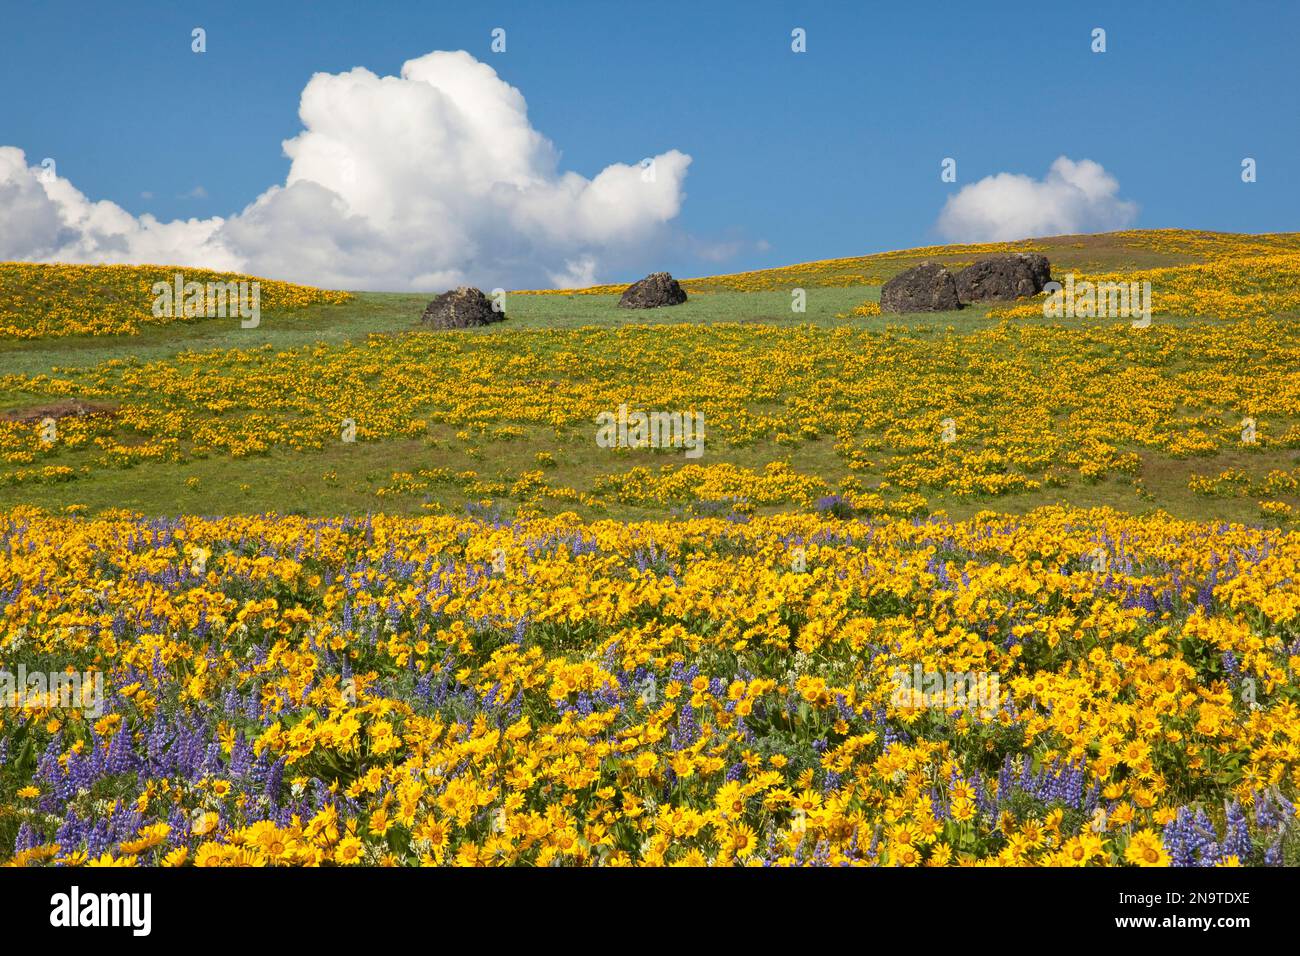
[0,51,692,290]
[935,156,1137,243]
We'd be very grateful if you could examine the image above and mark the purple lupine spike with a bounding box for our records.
[266,756,287,806]
[14,822,38,854]
[1224,801,1252,861]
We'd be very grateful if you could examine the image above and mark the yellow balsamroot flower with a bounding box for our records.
[0,262,350,339]
[3,500,1299,867]
[193,843,227,867]
[93,713,122,737]
[728,823,759,857]
[926,843,953,867]
[30,300,1300,508]
[1059,834,1102,866]
[118,823,169,855]
[632,752,657,778]
[1124,830,1171,867]
[890,842,922,867]
[334,836,365,865]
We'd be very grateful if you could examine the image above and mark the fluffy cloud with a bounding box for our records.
[936,157,1137,243]
[0,51,691,290]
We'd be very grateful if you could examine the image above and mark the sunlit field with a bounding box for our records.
[4,229,1300,867]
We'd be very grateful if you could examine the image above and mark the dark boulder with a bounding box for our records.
[618,272,688,309]
[955,253,1052,303]
[419,287,506,329]
[879,262,961,313]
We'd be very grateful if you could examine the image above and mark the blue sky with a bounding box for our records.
[2,0,1297,287]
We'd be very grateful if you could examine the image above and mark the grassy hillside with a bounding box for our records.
[0,262,351,340]
[7,230,1300,870]
[2,229,1300,524]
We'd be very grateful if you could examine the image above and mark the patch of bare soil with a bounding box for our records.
[1,398,119,424]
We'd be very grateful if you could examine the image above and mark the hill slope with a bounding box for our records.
[2,229,1299,524]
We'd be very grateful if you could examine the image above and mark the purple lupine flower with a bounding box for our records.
[1222,651,1240,681]
[1224,801,1252,861]
[14,822,38,854]
[1264,839,1282,866]
[266,756,286,805]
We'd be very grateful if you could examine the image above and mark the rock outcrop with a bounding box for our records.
[419,287,506,329]
[879,262,961,313]
[954,253,1052,303]
[618,272,688,309]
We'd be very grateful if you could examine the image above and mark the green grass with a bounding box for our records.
[0,288,893,380]
[3,418,1294,526]
[508,287,880,326]
[4,282,1189,388]
[0,294,423,380]
[4,237,1221,381]
[4,230,1298,524]
[675,229,1209,292]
